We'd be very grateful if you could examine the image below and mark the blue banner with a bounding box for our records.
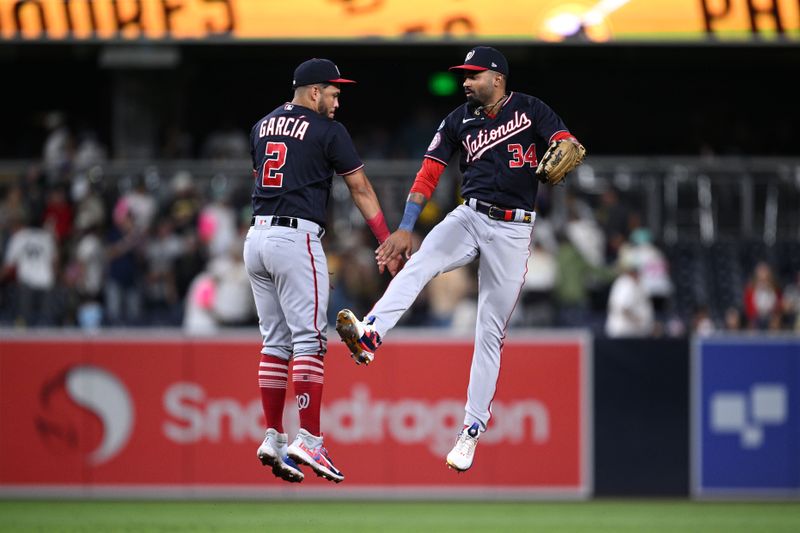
[694,337,800,497]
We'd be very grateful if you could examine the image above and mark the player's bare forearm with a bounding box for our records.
[342,168,381,220]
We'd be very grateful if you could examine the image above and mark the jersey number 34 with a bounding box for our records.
[507,143,537,168]
[261,141,287,188]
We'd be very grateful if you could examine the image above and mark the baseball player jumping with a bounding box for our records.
[245,58,397,484]
[337,47,585,473]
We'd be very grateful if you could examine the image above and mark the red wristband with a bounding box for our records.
[366,211,391,244]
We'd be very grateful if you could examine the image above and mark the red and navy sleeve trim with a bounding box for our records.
[338,164,365,176]
[423,154,448,166]
[549,130,577,144]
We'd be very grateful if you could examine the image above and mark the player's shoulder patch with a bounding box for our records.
[427,131,442,151]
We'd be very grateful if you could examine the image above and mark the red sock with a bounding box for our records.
[258,354,288,433]
[291,354,324,436]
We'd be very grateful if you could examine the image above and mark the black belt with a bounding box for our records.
[250,216,324,237]
[465,199,533,224]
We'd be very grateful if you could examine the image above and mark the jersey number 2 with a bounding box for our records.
[261,141,287,187]
[507,144,537,168]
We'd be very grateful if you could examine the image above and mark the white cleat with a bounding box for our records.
[446,423,481,472]
[257,428,304,483]
[287,429,345,483]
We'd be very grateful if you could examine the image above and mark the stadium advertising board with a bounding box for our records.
[0,334,591,498]
[0,0,798,42]
[692,337,800,498]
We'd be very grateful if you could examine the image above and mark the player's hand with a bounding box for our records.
[376,230,413,266]
[381,255,406,277]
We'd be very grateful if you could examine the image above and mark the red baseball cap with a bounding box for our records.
[449,46,509,76]
[293,58,356,89]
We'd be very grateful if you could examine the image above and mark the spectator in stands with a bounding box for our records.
[71,222,105,330]
[182,236,253,333]
[142,217,186,325]
[165,170,204,302]
[208,239,254,327]
[0,184,27,248]
[328,230,385,325]
[1,212,58,327]
[122,174,158,233]
[595,187,629,264]
[73,128,107,173]
[781,270,800,331]
[71,177,106,235]
[428,266,474,328]
[618,226,672,314]
[605,253,654,337]
[553,226,615,329]
[565,195,605,268]
[104,198,145,326]
[723,306,743,331]
[516,238,557,327]
[183,271,218,335]
[742,261,782,330]
[691,304,716,336]
[42,183,74,245]
[42,111,73,184]
[20,165,47,229]
[197,188,238,260]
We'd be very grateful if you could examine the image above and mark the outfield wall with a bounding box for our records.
[2,331,797,500]
[0,330,591,499]
[593,338,690,496]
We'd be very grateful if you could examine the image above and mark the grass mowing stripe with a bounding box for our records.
[1,501,799,533]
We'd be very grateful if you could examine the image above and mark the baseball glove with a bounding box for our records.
[535,138,586,185]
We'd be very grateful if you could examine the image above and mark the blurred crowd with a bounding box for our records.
[2,113,799,337]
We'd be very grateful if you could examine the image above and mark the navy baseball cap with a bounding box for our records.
[293,58,356,89]
[449,46,509,76]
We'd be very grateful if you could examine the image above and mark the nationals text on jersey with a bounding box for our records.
[258,114,310,140]
[463,110,532,162]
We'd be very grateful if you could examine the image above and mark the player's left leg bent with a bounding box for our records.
[360,207,480,337]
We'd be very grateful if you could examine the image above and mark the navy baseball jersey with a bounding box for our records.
[424,92,570,210]
[249,103,364,227]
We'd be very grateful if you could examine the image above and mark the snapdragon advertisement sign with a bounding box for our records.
[693,337,800,498]
[0,334,590,498]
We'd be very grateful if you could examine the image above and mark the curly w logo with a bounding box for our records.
[296,393,310,410]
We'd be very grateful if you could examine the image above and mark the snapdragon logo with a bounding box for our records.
[163,383,550,456]
[324,385,550,455]
[36,365,134,465]
[710,383,788,449]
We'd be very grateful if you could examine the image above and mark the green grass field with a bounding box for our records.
[2,500,800,532]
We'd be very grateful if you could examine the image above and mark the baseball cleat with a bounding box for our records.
[336,309,381,365]
[287,429,345,483]
[257,428,304,483]
[446,423,481,472]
